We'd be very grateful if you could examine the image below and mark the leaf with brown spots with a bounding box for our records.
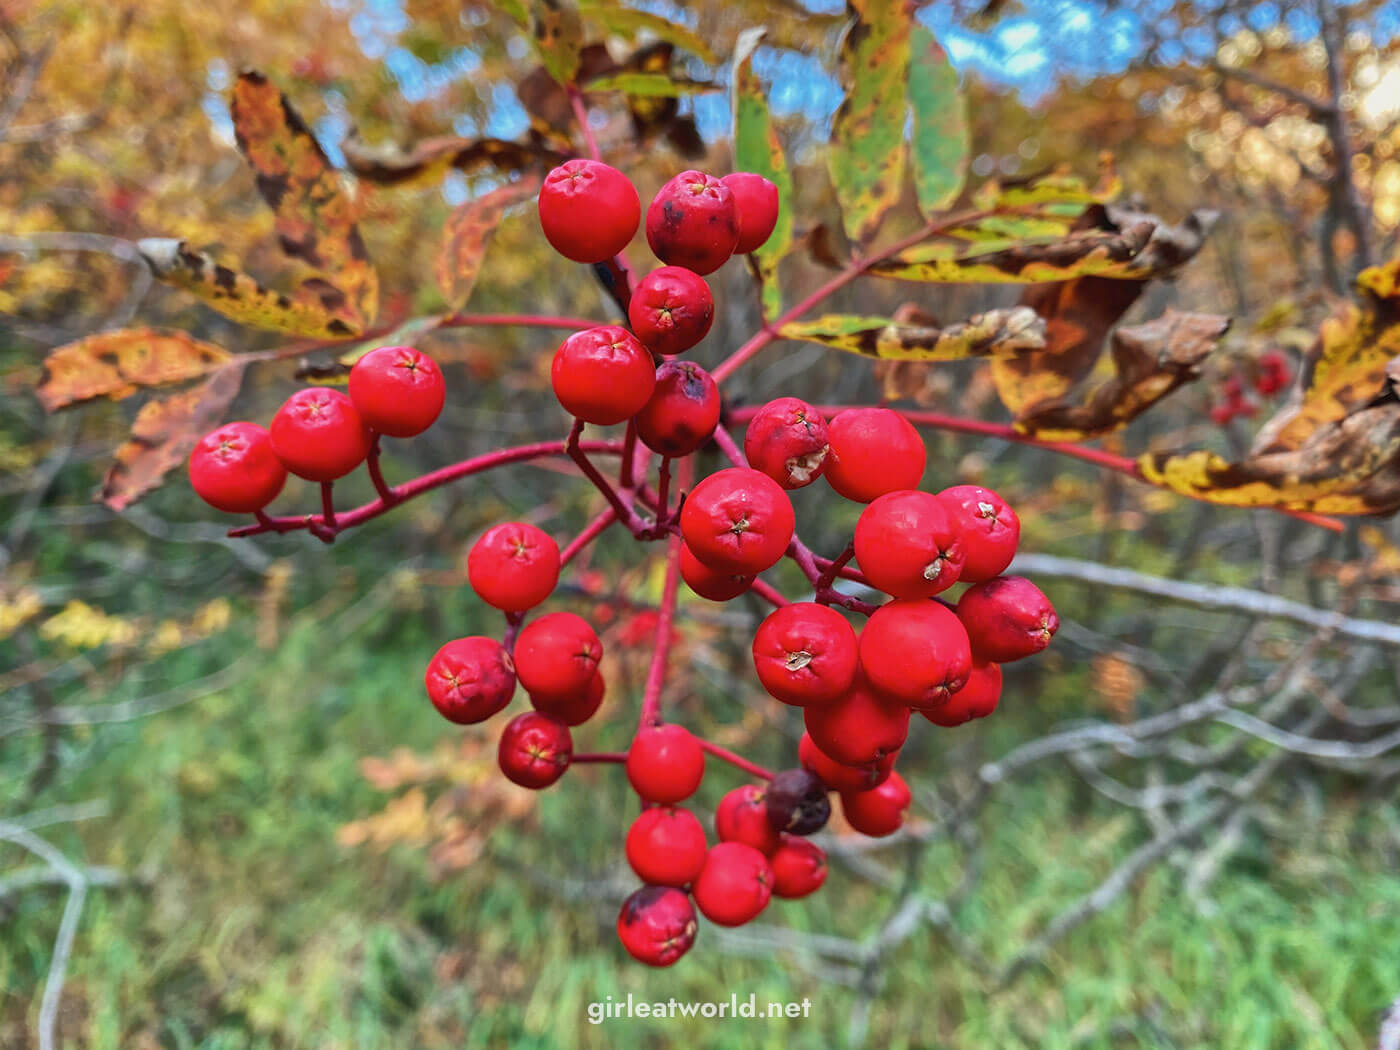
[38,328,233,412]
[342,131,567,189]
[529,0,584,86]
[231,71,378,333]
[577,0,718,63]
[1014,310,1229,441]
[138,239,356,339]
[828,0,912,245]
[733,27,794,321]
[99,364,246,510]
[907,26,968,215]
[435,176,541,313]
[780,306,1045,361]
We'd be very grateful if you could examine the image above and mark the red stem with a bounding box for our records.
[748,578,790,608]
[814,542,856,597]
[571,751,628,764]
[566,420,650,535]
[709,424,747,468]
[698,739,774,782]
[230,440,625,538]
[568,84,602,162]
[560,507,618,568]
[319,482,336,529]
[620,419,639,488]
[366,435,396,505]
[638,533,683,728]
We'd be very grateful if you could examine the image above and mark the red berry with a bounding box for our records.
[803,673,910,766]
[645,170,740,275]
[854,490,965,598]
[538,160,640,264]
[770,835,827,899]
[627,723,705,803]
[617,885,697,967]
[859,599,972,710]
[530,670,605,726]
[798,733,897,794]
[923,661,1002,727]
[691,842,773,926]
[715,784,781,855]
[680,543,754,602]
[512,612,602,705]
[626,806,708,887]
[634,361,720,457]
[679,467,795,575]
[347,345,445,437]
[423,636,517,724]
[839,771,911,838]
[1256,350,1291,396]
[1209,401,1235,425]
[551,325,656,426]
[627,266,714,356]
[188,421,287,513]
[497,711,572,789]
[956,576,1058,663]
[721,172,780,255]
[751,602,859,706]
[467,522,561,612]
[823,408,925,503]
[269,388,372,482]
[743,397,830,490]
[936,485,1020,583]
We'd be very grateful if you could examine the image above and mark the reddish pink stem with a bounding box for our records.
[699,740,774,782]
[815,542,856,596]
[319,482,337,529]
[568,84,602,162]
[638,532,683,728]
[710,424,747,468]
[366,435,396,505]
[748,578,790,608]
[560,507,618,568]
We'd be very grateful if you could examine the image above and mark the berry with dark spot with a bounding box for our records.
[634,360,721,457]
[645,170,740,275]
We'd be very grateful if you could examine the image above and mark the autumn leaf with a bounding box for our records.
[1013,310,1230,441]
[829,0,912,245]
[435,176,542,313]
[231,71,378,334]
[581,71,717,96]
[907,26,968,215]
[38,328,233,412]
[529,0,584,85]
[576,0,717,62]
[99,364,246,510]
[733,27,794,321]
[779,307,1045,361]
[138,239,358,339]
[342,131,567,188]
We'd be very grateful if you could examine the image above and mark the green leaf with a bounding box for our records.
[779,307,1044,361]
[907,26,968,215]
[530,0,584,85]
[582,72,717,97]
[577,1,718,63]
[732,27,794,321]
[828,0,912,245]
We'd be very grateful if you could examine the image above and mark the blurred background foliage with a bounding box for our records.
[5,1,1400,1047]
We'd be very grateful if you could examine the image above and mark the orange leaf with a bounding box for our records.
[434,176,541,312]
[38,328,232,412]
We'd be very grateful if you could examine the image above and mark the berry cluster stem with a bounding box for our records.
[637,532,684,728]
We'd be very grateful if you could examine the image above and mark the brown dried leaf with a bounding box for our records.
[342,130,568,188]
[38,328,233,412]
[434,176,541,312]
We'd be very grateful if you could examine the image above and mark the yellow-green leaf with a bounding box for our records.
[530,0,584,85]
[434,176,541,313]
[733,27,794,321]
[779,307,1044,360]
[577,1,717,63]
[907,26,967,215]
[38,328,233,412]
[138,239,357,339]
[828,0,912,245]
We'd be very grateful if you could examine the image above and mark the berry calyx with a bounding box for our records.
[763,768,830,836]
[497,710,572,789]
[923,661,1002,727]
[679,467,796,576]
[347,345,445,438]
[750,602,859,706]
[936,485,1020,583]
[529,670,605,726]
[188,421,287,514]
[803,673,910,766]
[627,723,705,803]
[679,543,754,602]
[956,575,1058,664]
[859,599,973,710]
[617,885,697,967]
[839,771,911,838]
[423,636,517,725]
[538,160,640,264]
[625,806,708,887]
[715,784,781,856]
[551,325,656,426]
[823,408,925,503]
[467,522,561,613]
[645,170,740,275]
[691,841,773,926]
[512,612,602,705]
[721,172,780,255]
[627,266,714,356]
[742,397,829,490]
[798,732,897,794]
[853,490,965,598]
[634,361,721,458]
[269,387,373,482]
[769,835,827,899]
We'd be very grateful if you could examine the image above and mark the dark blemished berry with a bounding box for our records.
[763,768,831,836]
[645,170,740,276]
[616,885,697,966]
[634,361,720,458]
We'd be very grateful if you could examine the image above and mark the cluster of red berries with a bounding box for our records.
[1209,350,1292,426]
[187,345,446,513]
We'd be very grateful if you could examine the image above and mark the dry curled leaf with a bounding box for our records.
[342,130,567,188]
[435,176,541,312]
[780,306,1045,361]
[38,327,233,412]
